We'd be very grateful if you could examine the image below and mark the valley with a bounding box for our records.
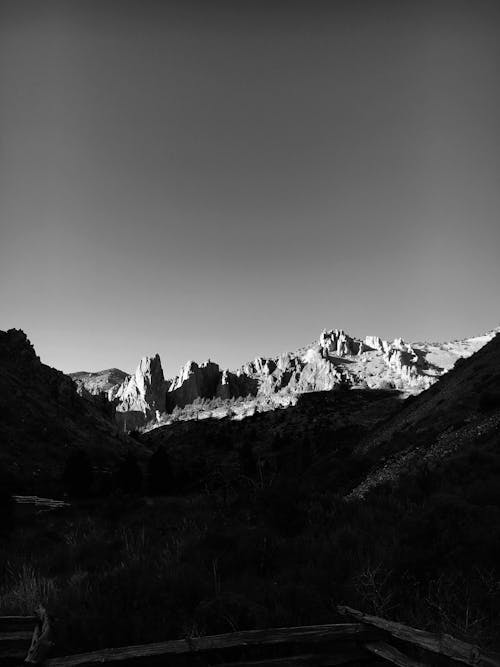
[1,326,500,655]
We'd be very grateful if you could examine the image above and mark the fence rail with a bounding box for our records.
[2,606,499,667]
[13,496,69,511]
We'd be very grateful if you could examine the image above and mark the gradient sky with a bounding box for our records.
[1,0,500,376]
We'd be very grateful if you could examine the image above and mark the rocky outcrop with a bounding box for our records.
[70,368,128,399]
[216,369,258,400]
[167,360,221,410]
[114,354,167,429]
[320,329,359,356]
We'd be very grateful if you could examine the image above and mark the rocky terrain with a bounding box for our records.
[72,326,500,430]
[0,329,138,492]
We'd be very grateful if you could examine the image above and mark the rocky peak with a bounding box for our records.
[114,353,167,428]
[133,354,165,397]
[319,328,366,357]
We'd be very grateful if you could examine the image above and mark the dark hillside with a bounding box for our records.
[141,388,401,495]
[0,329,142,493]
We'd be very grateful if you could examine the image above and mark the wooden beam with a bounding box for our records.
[365,641,426,667]
[13,495,69,508]
[45,623,375,667]
[218,649,371,666]
[337,606,500,667]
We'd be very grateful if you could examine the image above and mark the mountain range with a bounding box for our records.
[70,326,499,430]
[2,323,498,494]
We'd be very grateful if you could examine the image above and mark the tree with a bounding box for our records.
[147,447,174,496]
[62,449,94,498]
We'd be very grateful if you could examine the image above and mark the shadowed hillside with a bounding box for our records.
[0,329,143,493]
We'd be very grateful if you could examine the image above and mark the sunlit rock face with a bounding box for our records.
[70,368,128,400]
[220,327,499,399]
[114,354,167,429]
[319,329,359,356]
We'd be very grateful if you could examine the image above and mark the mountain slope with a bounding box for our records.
[0,329,137,491]
[348,332,500,498]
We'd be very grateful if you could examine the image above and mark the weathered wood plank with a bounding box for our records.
[337,606,500,667]
[13,495,68,508]
[365,641,426,667]
[218,648,371,666]
[25,606,54,665]
[45,624,375,667]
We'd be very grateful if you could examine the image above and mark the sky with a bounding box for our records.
[1,0,500,376]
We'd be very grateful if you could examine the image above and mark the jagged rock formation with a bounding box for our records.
[74,325,500,429]
[215,369,258,400]
[114,354,167,430]
[0,329,134,490]
[167,360,221,409]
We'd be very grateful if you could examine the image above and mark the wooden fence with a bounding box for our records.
[2,606,500,667]
[13,496,69,511]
